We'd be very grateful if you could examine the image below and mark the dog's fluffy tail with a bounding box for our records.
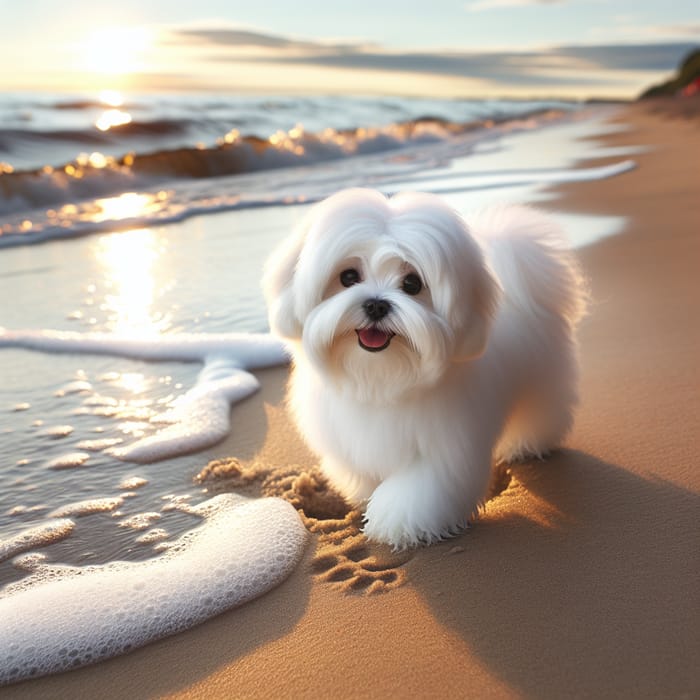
[472,205,588,328]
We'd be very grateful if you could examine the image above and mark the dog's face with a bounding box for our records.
[264,189,500,401]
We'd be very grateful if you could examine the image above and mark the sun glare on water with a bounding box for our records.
[99,89,124,107]
[96,108,132,131]
[93,227,171,337]
[95,193,154,221]
[95,88,132,131]
[88,195,171,336]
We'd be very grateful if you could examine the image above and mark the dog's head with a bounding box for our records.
[263,188,501,400]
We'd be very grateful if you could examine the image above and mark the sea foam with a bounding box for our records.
[0,329,288,463]
[110,356,262,462]
[0,493,307,685]
[0,519,75,563]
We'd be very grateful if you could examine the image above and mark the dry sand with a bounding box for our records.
[5,99,699,699]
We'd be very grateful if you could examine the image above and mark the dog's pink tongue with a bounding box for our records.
[358,328,390,348]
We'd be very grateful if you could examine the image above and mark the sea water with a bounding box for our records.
[0,93,638,683]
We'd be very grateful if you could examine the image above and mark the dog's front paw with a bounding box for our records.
[362,510,429,550]
[362,472,468,550]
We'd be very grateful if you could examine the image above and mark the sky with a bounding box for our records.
[0,0,698,99]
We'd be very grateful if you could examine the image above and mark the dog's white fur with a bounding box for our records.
[264,188,586,549]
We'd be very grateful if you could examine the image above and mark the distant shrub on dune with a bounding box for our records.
[640,49,700,98]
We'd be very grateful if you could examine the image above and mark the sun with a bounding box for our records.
[82,26,152,75]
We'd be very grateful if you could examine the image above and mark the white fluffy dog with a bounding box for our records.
[264,188,586,549]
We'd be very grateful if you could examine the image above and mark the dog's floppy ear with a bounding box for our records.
[262,218,310,340]
[453,262,502,361]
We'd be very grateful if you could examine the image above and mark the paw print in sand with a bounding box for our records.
[311,531,409,594]
[197,459,410,593]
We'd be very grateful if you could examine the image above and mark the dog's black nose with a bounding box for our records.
[363,298,391,321]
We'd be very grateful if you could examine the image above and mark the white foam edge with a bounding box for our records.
[381,159,636,195]
[0,330,288,368]
[0,493,308,685]
[110,356,262,462]
[0,331,289,463]
[0,519,76,564]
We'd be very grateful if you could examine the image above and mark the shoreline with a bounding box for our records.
[4,98,699,699]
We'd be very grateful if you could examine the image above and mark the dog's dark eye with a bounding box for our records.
[401,273,422,296]
[340,268,360,287]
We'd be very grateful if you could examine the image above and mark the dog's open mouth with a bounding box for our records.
[356,327,395,352]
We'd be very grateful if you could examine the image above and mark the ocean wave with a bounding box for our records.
[0,160,635,249]
[0,94,580,170]
[0,112,550,218]
[51,98,138,111]
[0,127,111,151]
[101,117,193,136]
[0,108,639,248]
[0,119,193,153]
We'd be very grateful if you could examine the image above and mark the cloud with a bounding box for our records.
[203,40,697,86]
[656,24,700,37]
[176,28,315,49]
[631,23,700,40]
[226,50,594,86]
[168,27,369,54]
[166,25,697,94]
[466,0,563,11]
[558,42,699,71]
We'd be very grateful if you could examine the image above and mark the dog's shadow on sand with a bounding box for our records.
[411,449,699,698]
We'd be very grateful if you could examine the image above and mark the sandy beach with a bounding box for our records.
[5,98,699,699]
